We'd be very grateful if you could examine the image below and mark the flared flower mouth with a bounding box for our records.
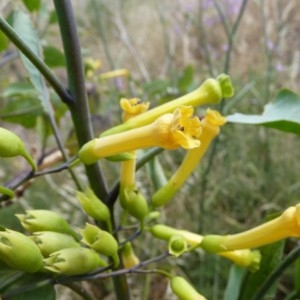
[205,109,227,126]
[120,98,150,121]
[156,106,202,149]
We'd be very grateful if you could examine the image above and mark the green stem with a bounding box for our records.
[199,1,216,77]
[52,0,108,201]
[252,244,300,300]
[0,16,71,103]
[198,0,248,232]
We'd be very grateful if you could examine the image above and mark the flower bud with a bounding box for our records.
[44,247,107,275]
[76,188,112,231]
[31,231,80,257]
[121,187,149,222]
[0,228,43,273]
[16,210,78,240]
[121,242,140,269]
[80,223,119,267]
[168,235,188,257]
[0,127,37,171]
[170,276,207,300]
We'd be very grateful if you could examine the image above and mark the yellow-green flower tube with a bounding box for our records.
[201,204,300,253]
[219,249,261,272]
[79,106,201,165]
[152,109,226,207]
[121,242,140,269]
[102,74,233,136]
[170,276,207,300]
[149,224,261,271]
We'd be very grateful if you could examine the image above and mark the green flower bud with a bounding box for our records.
[80,223,119,267]
[170,276,207,300]
[0,127,37,171]
[16,210,79,240]
[44,247,107,275]
[121,187,149,222]
[76,188,112,232]
[168,235,188,257]
[0,228,43,273]
[31,231,80,257]
[121,242,140,269]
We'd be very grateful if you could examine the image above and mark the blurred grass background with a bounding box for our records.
[1,0,300,299]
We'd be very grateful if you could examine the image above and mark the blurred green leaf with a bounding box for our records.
[223,265,246,300]
[1,272,55,300]
[13,10,47,112]
[0,99,42,127]
[22,0,41,12]
[1,84,42,127]
[295,258,300,292]
[177,65,194,92]
[43,45,65,68]
[49,10,58,24]
[226,89,300,135]
[2,82,37,98]
[0,30,8,52]
[143,79,170,97]
[239,241,284,300]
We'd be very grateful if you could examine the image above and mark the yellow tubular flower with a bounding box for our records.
[152,109,226,207]
[101,74,233,136]
[99,69,130,80]
[201,204,300,253]
[120,98,150,121]
[79,106,201,165]
[219,249,261,272]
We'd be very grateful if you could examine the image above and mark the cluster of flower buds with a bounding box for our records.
[0,209,123,275]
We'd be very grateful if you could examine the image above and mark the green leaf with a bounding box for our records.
[0,29,8,52]
[13,10,48,112]
[22,0,41,12]
[238,241,284,300]
[226,89,300,135]
[2,82,37,98]
[0,273,55,300]
[295,258,300,292]
[223,265,247,300]
[0,96,42,128]
[143,79,170,97]
[177,65,194,92]
[43,45,65,68]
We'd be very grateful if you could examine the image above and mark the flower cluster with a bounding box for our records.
[5,73,299,299]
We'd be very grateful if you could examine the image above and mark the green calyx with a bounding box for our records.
[16,210,79,241]
[121,187,149,222]
[0,229,43,273]
[76,187,112,232]
[44,247,107,275]
[0,127,37,171]
[80,223,119,267]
